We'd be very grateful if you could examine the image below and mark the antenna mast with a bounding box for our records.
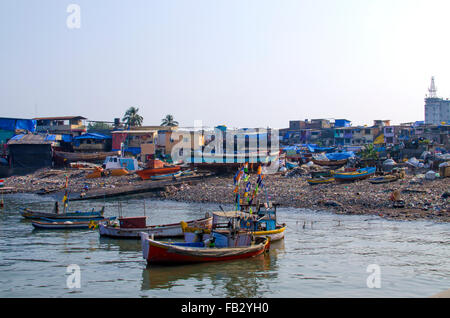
[428,76,437,98]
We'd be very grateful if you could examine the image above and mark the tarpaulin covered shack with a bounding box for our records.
[7,134,54,169]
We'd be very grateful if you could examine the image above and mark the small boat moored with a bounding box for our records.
[333,167,376,182]
[20,205,105,220]
[32,217,116,230]
[98,214,212,239]
[141,232,270,265]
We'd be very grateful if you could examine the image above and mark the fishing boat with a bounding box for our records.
[150,171,182,181]
[285,161,299,169]
[183,208,286,244]
[333,167,376,182]
[54,151,120,164]
[32,217,115,230]
[98,215,212,239]
[310,170,334,178]
[136,159,181,180]
[20,206,105,220]
[312,158,348,167]
[239,201,286,241]
[368,175,399,184]
[140,232,269,265]
[307,177,335,185]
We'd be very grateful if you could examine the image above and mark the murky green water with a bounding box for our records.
[0,193,448,297]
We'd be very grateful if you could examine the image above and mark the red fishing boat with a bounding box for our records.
[136,159,181,180]
[140,232,270,265]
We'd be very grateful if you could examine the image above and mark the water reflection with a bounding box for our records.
[141,252,277,297]
[98,236,142,253]
[140,240,285,297]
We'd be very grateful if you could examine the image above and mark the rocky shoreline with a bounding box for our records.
[2,168,449,222]
[163,173,450,222]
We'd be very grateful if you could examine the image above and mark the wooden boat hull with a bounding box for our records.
[99,217,212,239]
[150,171,182,180]
[184,225,286,243]
[312,158,347,166]
[141,233,270,265]
[252,226,286,241]
[369,176,398,184]
[285,161,299,169]
[307,177,335,185]
[136,167,181,180]
[54,151,120,164]
[334,167,376,182]
[20,208,104,220]
[32,217,114,230]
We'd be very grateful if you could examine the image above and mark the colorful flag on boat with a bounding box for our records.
[62,190,68,207]
[243,181,251,197]
[0,179,4,187]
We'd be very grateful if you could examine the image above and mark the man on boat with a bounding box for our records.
[207,236,215,248]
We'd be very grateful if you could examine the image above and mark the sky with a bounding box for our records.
[1,0,450,129]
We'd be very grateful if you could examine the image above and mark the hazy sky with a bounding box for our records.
[1,0,450,129]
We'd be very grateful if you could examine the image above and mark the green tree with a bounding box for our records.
[122,107,143,127]
[360,143,378,160]
[87,122,113,131]
[161,114,179,127]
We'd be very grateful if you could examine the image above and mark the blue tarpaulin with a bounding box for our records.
[73,133,109,146]
[73,133,111,140]
[62,134,73,143]
[9,134,25,141]
[325,151,355,160]
[44,134,57,141]
[0,118,36,132]
[307,144,335,153]
[16,119,37,132]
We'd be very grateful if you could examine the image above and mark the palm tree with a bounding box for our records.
[161,114,179,127]
[122,107,143,127]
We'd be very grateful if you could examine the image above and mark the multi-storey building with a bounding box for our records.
[424,77,450,125]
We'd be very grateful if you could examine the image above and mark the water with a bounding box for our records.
[0,193,448,297]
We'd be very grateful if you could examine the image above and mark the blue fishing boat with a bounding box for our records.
[333,167,376,182]
[150,171,182,180]
[285,161,299,169]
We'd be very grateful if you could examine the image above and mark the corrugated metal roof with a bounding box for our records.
[7,134,54,145]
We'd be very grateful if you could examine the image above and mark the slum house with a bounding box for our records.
[7,134,57,171]
[112,128,159,162]
[155,126,180,158]
[0,117,37,157]
[33,116,88,151]
[73,133,112,152]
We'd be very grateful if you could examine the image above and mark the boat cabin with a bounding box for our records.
[239,200,279,231]
[118,216,146,228]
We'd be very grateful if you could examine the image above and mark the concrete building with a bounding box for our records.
[34,116,87,136]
